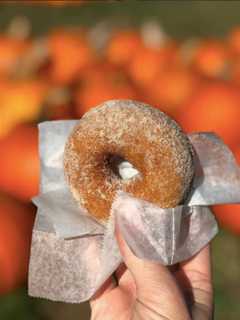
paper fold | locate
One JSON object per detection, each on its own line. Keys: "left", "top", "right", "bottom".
{"left": 28, "top": 118, "right": 240, "bottom": 303}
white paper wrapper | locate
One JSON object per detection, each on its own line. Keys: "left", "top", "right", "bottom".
{"left": 28, "top": 119, "right": 240, "bottom": 303}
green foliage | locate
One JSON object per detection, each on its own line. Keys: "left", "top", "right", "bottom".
{"left": 212, "top": 229, "right": 240, "bottom": 320}
{"left": 0, "top": 287, "right": 40, "bottom": 320}
{"left": 0, "top": 1, "right": 240, "bottom": 37}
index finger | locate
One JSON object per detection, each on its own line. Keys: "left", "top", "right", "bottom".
{"left": 181, "top": 244, "right": 212, "bottom": 280}
{"left": 174, "top": 244, "right": 213, "bottom": 317}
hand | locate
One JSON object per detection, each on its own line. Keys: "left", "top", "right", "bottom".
{"left": 90, "top": 224, "right": 213, "bottom": 320}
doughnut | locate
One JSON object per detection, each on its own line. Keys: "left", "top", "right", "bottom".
{"left": 64, "top": 100, "right": 194, "bottom": 221}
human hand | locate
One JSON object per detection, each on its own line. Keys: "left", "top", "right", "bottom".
{"left": 90, "top": 223, "right": 213, "bottom": 320}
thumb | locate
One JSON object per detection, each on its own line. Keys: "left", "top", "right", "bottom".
{"left": 115, "top": 222, "right": 191, "bottom": 320}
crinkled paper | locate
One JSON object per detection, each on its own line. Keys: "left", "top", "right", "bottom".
{"left": 28, "top": 119, "right": 240, "bottom": 303}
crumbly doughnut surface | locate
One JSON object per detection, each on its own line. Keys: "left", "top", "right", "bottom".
{"left": 64, "top": 100, "right": 194, "bottom": 221}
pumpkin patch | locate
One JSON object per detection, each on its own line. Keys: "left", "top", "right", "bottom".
{"left": 1, "top": 14, "right": 240, "bottom": 301}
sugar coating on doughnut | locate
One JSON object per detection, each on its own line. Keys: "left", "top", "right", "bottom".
{"left": 64, "top": 100, "right": 194, "bottom": 222}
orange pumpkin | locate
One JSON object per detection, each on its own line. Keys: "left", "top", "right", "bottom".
{"left": 228, "top": 26, "right": 240, "bottom": 56}
{"left": 0, "top": 80, "right": 47, "bottom": 138}
{"left": 178, "top": 82, "right": 240, "bottom": 148}
{"left": 213, "top": 147, "right": 240, "bottom": 235}
{"left": 128, "top": 42, "right": 178, "bottom": 87}
{"left": 0, "top": 125, "right": 39, "bottom": 202}
{"left": 143, "top": 67, "right": 199, "bottom": 117}
{"left": 75, "top": 81, "right": 139, "bottom": 117}
{"left": 0, "top": 193, "right": 35, "bottom": 294}
{"left": 0, "top": 35, "right": 29, "bottom": 77}
{"left": 48, "top": 29, "right": 95, "bottom": 85}
{"left": 213, "top": 204, "right": 240, "bottom": 235}
{"left": 106, "top": 30, "right": 142, "bottom": 68}
{"left": 77, "top": 61, "right": 118, "bottom": 85}
{"left": 229, "top": 59, "right": 240, "bottom": 86}
{"left": 192, "top": 40, "right": 229, "bottom": 78}
{"left": 74, "top": 68, "right": 139, "bottom": 117}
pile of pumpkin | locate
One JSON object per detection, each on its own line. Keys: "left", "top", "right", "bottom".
{"left": 1, "top": 20, "right": 240, "bottom": 295}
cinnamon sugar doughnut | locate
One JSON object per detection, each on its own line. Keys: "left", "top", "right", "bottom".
{"left": 64, "top": 100, "right": 194, "bottom": 221}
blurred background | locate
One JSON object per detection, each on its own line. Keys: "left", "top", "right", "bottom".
{"left": 0, "top": 1, "right": 240, "bottom": 319}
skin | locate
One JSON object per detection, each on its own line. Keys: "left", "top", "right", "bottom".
{"left": 90, "top": 224, "right": 213, "bottom": 320}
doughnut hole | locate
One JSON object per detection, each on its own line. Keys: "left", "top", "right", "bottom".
{"left": 107, "top": 154, "right": 140, "bottom": 180}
